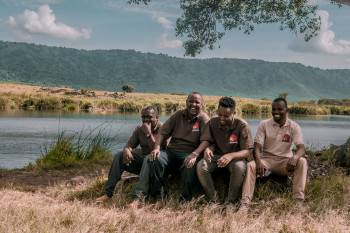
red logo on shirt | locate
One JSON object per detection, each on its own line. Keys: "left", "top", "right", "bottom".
{"left": 229, "top": 133, "right": 238, "bottom": 144}
{"left": 192, "top": 121, "right": 200, "bottom": 132}
{"left": 282, "top": 134, "right": 291, "bottom": 142}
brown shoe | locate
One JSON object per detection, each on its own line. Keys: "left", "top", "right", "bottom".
{"left": 95, "top": 195, "right": 111, "bottom": 203}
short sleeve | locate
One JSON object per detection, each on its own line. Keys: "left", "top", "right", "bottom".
{"left": 254, "top": 121, "right": 266, "bottom": 146}
{"left": 126, "top": 127, "right": 140, "bottom": 149}
{"left": 292, "top": 122, "right": 304, "bottom": 145}
{"left": 160, "top": 112, "right": 178, "bottom": 138}
{"left": 200, "top": 121, "right": 214, "bottom": 143}
{"left": 240, "top": 124, "right": 254, "bottom": 150}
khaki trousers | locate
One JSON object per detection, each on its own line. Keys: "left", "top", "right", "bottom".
{"left": 197, "top": 156, "right": 246, "bottom": 203}
{"left": 241, "top": 155, "right": 308, "bottom": 204}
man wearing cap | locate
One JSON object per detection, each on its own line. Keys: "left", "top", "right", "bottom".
{"left": 196, "top": 97, "right": 253, "bottom": 204}
{"left": 240, "top": 97, "right": 308, "bottom": 210}
{"left": 147, "top": 92, "right": 210, "bottom": 200}
{"left": 96, "top": 105, "right": 163, "bottom": 204}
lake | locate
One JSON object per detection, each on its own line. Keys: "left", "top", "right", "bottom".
{"left": 0, "top": 111, "right": 349, "bottom": 169}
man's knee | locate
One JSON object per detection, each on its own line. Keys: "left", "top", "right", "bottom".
{"left": 228, "top": 160, "right": 246, "bottom": 175}
{"left": 246, "top": 161, "right": 256, "bottom": 174}
{"left": 197, "top": 159, "right": 209, "bottom": 174}
{"left": 297, "top": 157, "right": 308, "bottom": 169}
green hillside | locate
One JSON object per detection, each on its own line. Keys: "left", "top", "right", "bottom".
{"left": 0, "top": 40, "right": 349, "bottom": 100}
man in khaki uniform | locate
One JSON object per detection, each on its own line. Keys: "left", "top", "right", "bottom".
{"left": 197, "top": 97, "right": 253, "bottom": 203}
{"left": 147, "top": 92, "right": 210, "bottom": 200}
{"left": 240, "top": 97, "right": 308, "bottom": 208}
{"left": 96, "top": 106, "right": 163, "bottom": 203}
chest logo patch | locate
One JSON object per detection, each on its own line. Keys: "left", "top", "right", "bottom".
{"left": 229, "top": 133, "right": 238, "bottom": 144}
{"left": 192, "top": 121, "right": 200, "bottom": 132}
{"left": 282, "top": 134, "right": 291, "bottom": 143}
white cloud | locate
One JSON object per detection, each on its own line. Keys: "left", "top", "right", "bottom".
{"left": 289, "top": 10, "right": 350, "bottom": 55}
{"left": 158, "top": 33, "right": 182, "bottom": 49}
{"left": 152, "top": 14, "right": 173, "bottom": 30}
{"left": 7, "top": 4, "right": 91, "bottom": 40}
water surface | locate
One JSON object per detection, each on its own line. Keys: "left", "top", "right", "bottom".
{"left": 0, "top": 111, "right": 349, "bottom": 169}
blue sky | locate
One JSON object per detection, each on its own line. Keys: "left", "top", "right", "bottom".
{"left": 0, "top": 0, "right": 349, "bottom": 69}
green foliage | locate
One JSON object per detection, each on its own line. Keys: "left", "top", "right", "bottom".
{"left": 117, "top": 101, "right": 142, "bottom": 112}
{"left": 36, "top": 128, "right": 113, "bottom": 170}
{"left": 0, "top": 97, "right": 8, "bottom": 110}
{"left": 1, "top": 41, "right": 350, "bottom": 100}
{"left": 122, "top": 84, "right": 135, "bottom": 93}
{"left": 306, "top": 171, "right": 350, "bottom": 212}
{"left": 240, "top": 103, "right": 260, "bottom": 115}
{"left": 175, "top": 1, "right": 320, "bottom": 56}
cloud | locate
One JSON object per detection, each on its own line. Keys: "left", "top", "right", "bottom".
{"left": 152, "top": 14, "right": 182, "bottom": 49}
{"left": 158, "top": 33, "right": 182, "bottom": 49}
{"left": 107, "top": 0, "right": 182, "bottom": 49}
{"left": 7, "top": 4, "right": 91, "bottom": 40}
{"left": 289, "top": 10, "right": 350, "bottom": 55}
{"left": 152, "top": 14, "right": 173, "bottom": 30}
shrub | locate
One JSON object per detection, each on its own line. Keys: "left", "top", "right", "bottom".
{"left": 36, "top": 128, "right": 113, "bottom": 170}
{"left": 241, "top": 103, "right": 260, "bottom": 115}
{"left": 117, "top": 102, "right": 142, "bottom": 112}
{"left": 121, "top": 84, "right": 135, "bottom": 93}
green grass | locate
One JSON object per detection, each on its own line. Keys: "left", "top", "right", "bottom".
{"left": 36, "top": 127, "right": 113, "bottom": 170}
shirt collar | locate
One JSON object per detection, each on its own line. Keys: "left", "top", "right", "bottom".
{"left": 182, "top": 109, "right": 199, "bottom": 122}
{"left": 272, "top": 118, "right": 290, "bottom": 128}
{"left": 219, "top": 117, "right": 236, "bottom": 130}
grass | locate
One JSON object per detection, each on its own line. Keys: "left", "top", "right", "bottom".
{"left": 1, "top": 146, "right": 350, "bottom": 232}
{"left": 35, "top": 127, "right": 113, "bottom": 170}
{"left": 1, "top": 83, "right": 350, "bottom": 116}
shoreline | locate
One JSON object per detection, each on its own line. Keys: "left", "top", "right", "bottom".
{"left": 0, "top": 82, "right": 350, "bottom": 116}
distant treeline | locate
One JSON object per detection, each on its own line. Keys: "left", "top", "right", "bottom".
{"left": 0, "top": 40, "right": 350, "bottom": 100}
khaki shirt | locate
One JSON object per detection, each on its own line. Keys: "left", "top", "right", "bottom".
{"left": 126, "top": 122, "right": 162, "bottom": 155}
{"left": 255, "top": 118, "right": 304, "bottom": 158}
{"left": 160, "top": 109, "right": 210, "bottom": 153}
{"left": 201, "top": 117, "right": 253, "bottom": 156}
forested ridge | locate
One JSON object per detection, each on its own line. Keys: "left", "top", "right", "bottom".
{"left": 0, "top": 40, "right": 349, "bottom": 100}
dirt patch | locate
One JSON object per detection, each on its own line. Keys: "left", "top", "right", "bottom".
{"left": 0, "top": 164, "right": 109, "bottom": 190}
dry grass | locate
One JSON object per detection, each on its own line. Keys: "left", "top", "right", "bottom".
{"left": 0, "top": 189, "right": 349, "bottom": 233}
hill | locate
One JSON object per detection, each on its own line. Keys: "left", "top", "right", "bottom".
{"left": 0, "top": 41, "right": 349, "bottom": 100}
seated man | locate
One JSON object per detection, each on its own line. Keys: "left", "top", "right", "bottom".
{"left": 96, "top": 105, "right": 162, "bottom": 203}
{"left": 147, "top": 92, "right": 210, "bottom": 200}
{"left": 240, "top": 97, "right": 308, "bottom": 209}
{"left": 197, "top": 97, "right": 253, "bottom": 204}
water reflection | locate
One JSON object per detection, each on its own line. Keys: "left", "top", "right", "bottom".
{"left": 0, "top": 111, "right": 349, "bottom": 169}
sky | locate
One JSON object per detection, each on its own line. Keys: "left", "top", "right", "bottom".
{"left": 0, "top": 0, "right": 349, "bottom": 69}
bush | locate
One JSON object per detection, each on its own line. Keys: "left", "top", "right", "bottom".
{"left": 117, "top": 102, "right": 142, "bottom": 112}
{"left": 241, "top": 103, "right": 260, "bottom": 115}
{"left": 122, "top": 84, "right": 135, "bottom": 93}
{"left": 35, "top": 97, "right": 61, "bottom": 110}
{"left": 36, "top": 128, "right": 113, "bottom": 170}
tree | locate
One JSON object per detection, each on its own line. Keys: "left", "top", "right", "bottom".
{"left": 128, "top": 0, "right": 346, "bottom": 56}
{"left": 122, "top": 84, "right": 135, "bottom": 93}
{"left": 279, "top": 92, "right": 288, "bottom": 100}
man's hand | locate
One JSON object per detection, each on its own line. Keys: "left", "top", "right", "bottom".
{"left": 122, "top": 148, "right": 134, "bottom": 165}
{"left": 184, "top": 153, "right": 197, "bottom": 168}
{"left": 286, "top": 156, "right": 299, "bottom": 172}
{"left": 140, "top": 122, "right": 152, "bottom": 136}
{"left": 217, "top": 154, "right": 233, "bottom": 168}
{"left": 149, "top": 147, "right": 160, "bottom": 161}
{"left": 256, "top": 158, "right": 265, "bottom": 177}
{"left": 204, "top": 147, "right": 214, "bottom": 163}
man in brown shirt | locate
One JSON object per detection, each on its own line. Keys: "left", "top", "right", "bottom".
{"left": 96, "top": 105, "right": 162, "bottom": 203}
{"left": 145, "top": 92, "right": 210, "bottom": 200}
{"left": 240, "top": 98, "right": 308, "bottom": 210}
{"left": 197, "top": 97, "right": 253, "bottom": 203}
